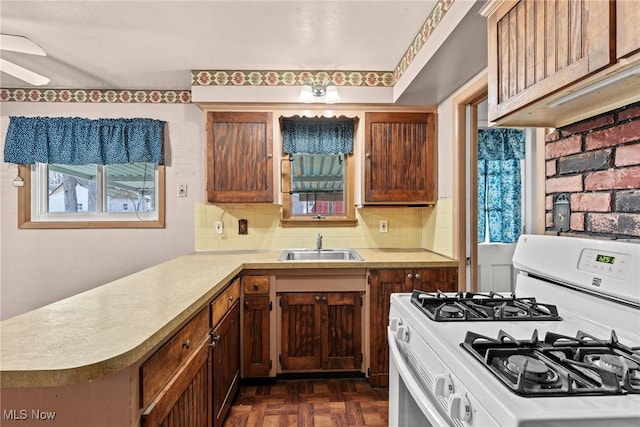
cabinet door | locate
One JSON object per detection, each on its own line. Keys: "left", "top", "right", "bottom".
{"left": 207, "top": 112, "right": 273, "bottom": 203}
{"left": 279, "top": 293, "right": 322, "bottom": 371}
{"left": 243, "top": 295, "right": 271, "bottom": 377}
{"left": 212, "top": 301, "right": 240, "bottom": 427}
{"left": 364, "top": 112, "right": 436, "bottom": 204}
{"left": 487, "top": 0, "right": 614, "bottom": 122}
{"left": 323, "top": 292, "right": 362, "bottom": 370}
{"left": 617, "top": 0, "right": 640, "bottom": 58}
{"left": 142, "top": 336, "right": 211, "bottom": 427}
{"left": 412, "top": 268, "right": 458, "bottom": 293}
{"left": 368, "top": 269, "right": 410, "bottom": 387}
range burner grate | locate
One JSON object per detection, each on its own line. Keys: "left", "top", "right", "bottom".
{"left": 410, "top": 290, "right": 561, "bottom": 322}
{"left": 461, "top": 329, "right": 640, "bottom": 397}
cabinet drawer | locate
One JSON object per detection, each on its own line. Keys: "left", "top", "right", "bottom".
{"left": 242, "top": 275, "right": 270, "bottom": 294}
{"left": 211, "top": 278, "right": 241, "bottom": 327}
{"left": 141, "top": 307, "right": 209, "bottom": 408}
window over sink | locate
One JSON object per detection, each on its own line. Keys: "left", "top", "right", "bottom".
{"left": 280, "top": 116, "right": 357, "bottom": 227}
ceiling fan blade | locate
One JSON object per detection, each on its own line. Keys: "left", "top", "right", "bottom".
{"left": 0, "top": 58, "right": 49, "bottom": 85}
{"left": 0, "top": 34, "right": 46, "bottom": 56}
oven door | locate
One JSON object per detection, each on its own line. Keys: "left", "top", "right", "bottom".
{"left": 388, "top": 328, "right": 452, "bottom": 427}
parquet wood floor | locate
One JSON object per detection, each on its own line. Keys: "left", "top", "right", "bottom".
{"left": 223, "top": 379, "right": 389, "bottom": 427}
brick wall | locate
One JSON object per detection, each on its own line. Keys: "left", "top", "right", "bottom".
{"left": 545, "top": 101, "right": 640, "bottom": 239}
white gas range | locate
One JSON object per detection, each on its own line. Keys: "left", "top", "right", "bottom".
{"left": 388, "top": 234, "right": 640, "bottom": 427}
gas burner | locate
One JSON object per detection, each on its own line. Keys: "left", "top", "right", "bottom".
{"left": 587, "top": 354, "right": 640, "bottom": 379}
{"left": 504, "top": 355, "right": 557, "bottom": 383}
{"left": 462, "top": 329, "right": 640, "bottom": 397}
{"left": 498, "top": 304, "right": 529, "bottom": 318}
{"left": 410, "top": 290, "right": 562, "bottom": 322}
{"left": 439, "top": 304, "right": 464, "bottom": 318}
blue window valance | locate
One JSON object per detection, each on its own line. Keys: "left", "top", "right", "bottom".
{"left": 282, "top": 118, "right": 354, "bottom": 154}
{"left": 3, "top": 116, "right": 166, "bottom": 165}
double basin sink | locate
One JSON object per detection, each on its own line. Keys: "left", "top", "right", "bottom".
{"left": 279, "top": 248, "right": 363, "bottom": 262}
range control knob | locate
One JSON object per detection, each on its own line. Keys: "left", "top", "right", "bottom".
{"left": 433, "top": 374, "right": 454, "bottom": 399}
{"left": 396, "top": 324, "right": 410, "bottom": 343}
{"left": 448, "top": 393, "right": 472, "bottom": 422}
{"left": 389, "top": 317, "right": 401, "bottom": 332}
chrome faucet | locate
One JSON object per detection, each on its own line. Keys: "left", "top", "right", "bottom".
{"left": 316, "top": 233, "right": 323, "bottom": 251}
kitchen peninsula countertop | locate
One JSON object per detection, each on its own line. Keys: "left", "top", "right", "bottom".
{"left": 0, "top": 248, "right": 456, "bottom": 388}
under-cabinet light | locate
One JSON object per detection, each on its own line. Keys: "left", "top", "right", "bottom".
{"left": 548, "top": 63, "right": 640, "bottom": 108}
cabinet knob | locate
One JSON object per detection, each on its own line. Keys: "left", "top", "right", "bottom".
{"left": 228, "top": 295, "right": 234, "bottom": 304}
{"left": 315, "top": 295, "right": 321, "bottom": 302}
{"left": 365, "top": 153, "right": 371, "bottom": 159}
{"left": 244, "top": 300, "right": 249, "bottom": 308}
{"left": 267, "top": 153, "right": 273, "bottom": 159}
{"left": 321, "top": 296, "right": 327, "bottom": 302}
{"left": 182, "top": 340, "right": 191, "bottom": 349}
{"left": 407, "top": 273, "right": 413, "bottom": 279}
{"left": 414, "top": 273, "right": 421, "bottom": 279}
{"left": 253, "top": 282, "right": 259, "bottom": 291}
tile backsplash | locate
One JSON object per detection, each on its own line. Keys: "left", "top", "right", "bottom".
{"left": 195, "top": 203, "right": 442, "bottom": 251}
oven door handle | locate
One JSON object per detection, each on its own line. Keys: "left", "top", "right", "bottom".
{"left": 388, "top": 328, "right": 453, "bottom": 427}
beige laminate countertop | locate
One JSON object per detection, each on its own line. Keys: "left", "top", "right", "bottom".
{"left": 0, "top": 248, "right": 457, "bottom": 388}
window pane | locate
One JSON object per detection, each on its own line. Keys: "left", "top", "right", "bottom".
{"left": 47, "top": 164, "right": 98, "bottom": 212}
{"left": 106, "top": 163, "right": 156, "bottom": 213}
{"left": 290, "top": 154, "right": 345, "bottom": 216}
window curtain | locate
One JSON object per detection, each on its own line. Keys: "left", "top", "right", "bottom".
{"left": 477, "top": 128, "right": 525, "bottom": 243}
{"left": 3, "top": 116, "right": 166, "bottom": 165}
{"left": 282, "top": 118, "right": 354, "bottom": 154}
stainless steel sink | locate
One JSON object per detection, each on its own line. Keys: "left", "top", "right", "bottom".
{"left": 278, "top": 248, "right": 363, "bottom": 261}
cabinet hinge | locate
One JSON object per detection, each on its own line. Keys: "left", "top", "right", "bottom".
{"left": 269, "top": 301, "right": 273, "bottom": 311}
{"left": 360, "top": 353, "right": 363, "bottom": 368}
{"left": 360, "top": 292, "right": 363, "bottom": 306}
{"left": 367, "top": 367, "right": 370, "bottom": 377}
{"left": 279, "top": 354, "right": 283, "bottom": 364}
{"left": 269, "top": 359, "right": 272, "bottom": 370}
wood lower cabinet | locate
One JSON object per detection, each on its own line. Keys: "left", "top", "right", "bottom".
{"left": 141, "top": 307, "right": 212, "bottom": 427}
{"left": 142, "top": 337, "right": 211, "bottom": 427}
{"left": 242, "top": 275, "right": 272, "bottom": 377}
{"left": 368, "top": 268, "right": 458, "bottom": 387}
{"left": 364, "top": 112, "right": 436, "bottom": 204}
{"left": 279, "top": 292, "right": 362, "bottom": 372}
{"left": 211, "top": 283, "right": 241, "bottom": 427}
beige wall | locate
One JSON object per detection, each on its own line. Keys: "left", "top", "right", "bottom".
{"left": 0, "top": 102, "right": 204, "bottom": 320}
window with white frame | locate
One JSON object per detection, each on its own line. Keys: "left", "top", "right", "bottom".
{"left": 29, "top": 162, "right": 159, "bottom": 222}
{"left": 5, "top": 116, "right": 166, "bottom": 229}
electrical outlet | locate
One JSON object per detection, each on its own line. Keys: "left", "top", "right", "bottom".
{"left": 177, "top": 184, "right": 187, "bottom": 197}
{"left": 379, "top": 220, "right": 388, "bottom": 233}
{"left": 215, "top": 221, "right": 223, "bottom": 235}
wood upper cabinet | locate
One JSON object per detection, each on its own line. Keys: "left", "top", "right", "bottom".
{"left": 368, "top": 268, "right": 458, "bottom": 387}
{"left": 617, "top": 0, "right": 640, "bottom": 59}
{"left": 364, "top": 112, "right": 436, "bottom": 205}
{"left": 486, "top": 0, "right": 615, "bottom": 123}
{"left": 279, "top": 292, "right": 362, "bottom": 372}
{"left": 206, "top": 112, "right": 273, "bottom": 203}
{"left": 242, "top": 275, "right": 272, "bottom": 378}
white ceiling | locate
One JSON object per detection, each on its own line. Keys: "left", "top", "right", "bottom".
{"left": 0, "top": 0, "right": 487, "bottom": 104}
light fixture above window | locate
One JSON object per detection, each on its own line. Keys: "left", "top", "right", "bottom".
{"left": 299, "top": 78, "right": 341, "bottom": 104}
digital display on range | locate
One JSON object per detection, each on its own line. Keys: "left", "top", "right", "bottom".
{"left": 595, "top": 254, "right": 615, "bottom": 264}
